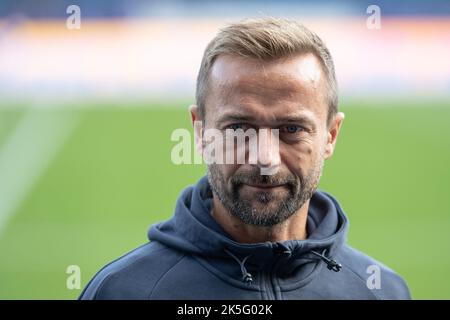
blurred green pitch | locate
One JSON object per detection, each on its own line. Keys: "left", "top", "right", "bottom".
{"left": 0, "top": 98, "right": 449, "bottom": 299}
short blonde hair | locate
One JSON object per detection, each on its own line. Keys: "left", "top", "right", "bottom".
{"left": 196, "top": 17, "right": 338, "bottom": 124}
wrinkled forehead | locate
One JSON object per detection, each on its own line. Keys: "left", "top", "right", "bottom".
{"left": 206, "top": 54, "right": 328, "bottom": 123}
{"left": 213, "top": 54, "right": 322, "bottom": 89}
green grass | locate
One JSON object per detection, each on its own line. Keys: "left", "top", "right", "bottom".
{"left": 0, "top": 99, "right": 449, "bottom": 299}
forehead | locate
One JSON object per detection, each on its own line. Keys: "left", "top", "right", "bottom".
{"left": 207, "top": 54, "right": 328, "bottom": 123}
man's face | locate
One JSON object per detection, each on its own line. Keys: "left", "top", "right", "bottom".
{"left": 194, "top": 53, "right": 343, "bottom": 226}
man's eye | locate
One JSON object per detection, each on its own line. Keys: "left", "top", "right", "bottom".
{"left": 281, "top": 125, "right": 303, "bottom": 133}
{"left": 228, "top": 124, "right": 245, "bottom": 131}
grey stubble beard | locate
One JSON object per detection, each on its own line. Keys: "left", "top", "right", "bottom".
{"left": 207, "top": 159, "right": 324, "bottom": 227}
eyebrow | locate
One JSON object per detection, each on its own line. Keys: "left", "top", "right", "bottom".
{"left": 215, "top": 111, "right": 317, "bottom": 127}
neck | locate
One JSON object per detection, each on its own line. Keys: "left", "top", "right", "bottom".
{"left": 211, "top": 196, "right": 309, "bottom": 244}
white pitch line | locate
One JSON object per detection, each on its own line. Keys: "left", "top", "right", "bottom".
{"left": 0, "top": 108, "right": 81, "bottom": 237}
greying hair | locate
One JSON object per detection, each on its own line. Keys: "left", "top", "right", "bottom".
{"left": 195, "top": 17, "right": 338, "bottom": 125}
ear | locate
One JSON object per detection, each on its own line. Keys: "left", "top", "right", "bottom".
{"left": 324, "top": 112, "right": 345, "bottom": 160}
{"left": 189, "top": 105, "right": 203, "bottom": 155}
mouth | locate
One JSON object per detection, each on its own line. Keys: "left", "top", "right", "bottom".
{"left": 241, "top": 183, "right": 285, "bottom": 191}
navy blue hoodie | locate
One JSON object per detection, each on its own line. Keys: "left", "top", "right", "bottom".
{"left": 80, "top": 176, "right": 411, "bottom": 300}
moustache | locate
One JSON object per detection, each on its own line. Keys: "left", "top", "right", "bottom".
{"left": 230, "top": 168, "right": 298, "bottom": 188}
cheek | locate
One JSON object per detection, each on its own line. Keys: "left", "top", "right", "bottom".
{"left": 216, "top": 163, "right": 240, "bottom": 181}
{"left": 281, "top": 141, "right": 323, "bottom": 174}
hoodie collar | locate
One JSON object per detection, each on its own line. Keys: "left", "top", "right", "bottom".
{"left": 149, "top": 176, "right": 348, "bottom": 265}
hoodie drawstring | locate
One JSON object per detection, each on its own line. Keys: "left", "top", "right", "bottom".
{"left": 224, "top": 247, "right": 341, "bottom": 285}
{"left": 224, "top": 249, "right": 253, "bottom": 285}
{"left": 311, "top": 249, "right": 342, "bottom": 272}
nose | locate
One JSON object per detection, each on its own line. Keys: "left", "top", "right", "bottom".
{"left": 257, "top": 128, "right": 280, "bottom": 174}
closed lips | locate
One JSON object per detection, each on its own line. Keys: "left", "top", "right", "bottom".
{"left": 243, "top": 183, "right": 284, "bottom": 188}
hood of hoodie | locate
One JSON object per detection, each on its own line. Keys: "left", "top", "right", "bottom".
{"left": 148, "top": 176, "right": 349, "bottom": 279}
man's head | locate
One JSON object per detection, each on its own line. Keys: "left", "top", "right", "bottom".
{"left": 190, "top": 17, "right": 344, "bottom": 227}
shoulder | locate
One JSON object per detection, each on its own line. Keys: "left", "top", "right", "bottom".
{"left": 79, "top": 241, "right": 186, "bottom": 300}
{"left": 337, "top": 244, "right": 411, "bottom": 299}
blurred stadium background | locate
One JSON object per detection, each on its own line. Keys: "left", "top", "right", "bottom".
{"left": 0, "top": 0, "right": 449, "bottom": 299}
